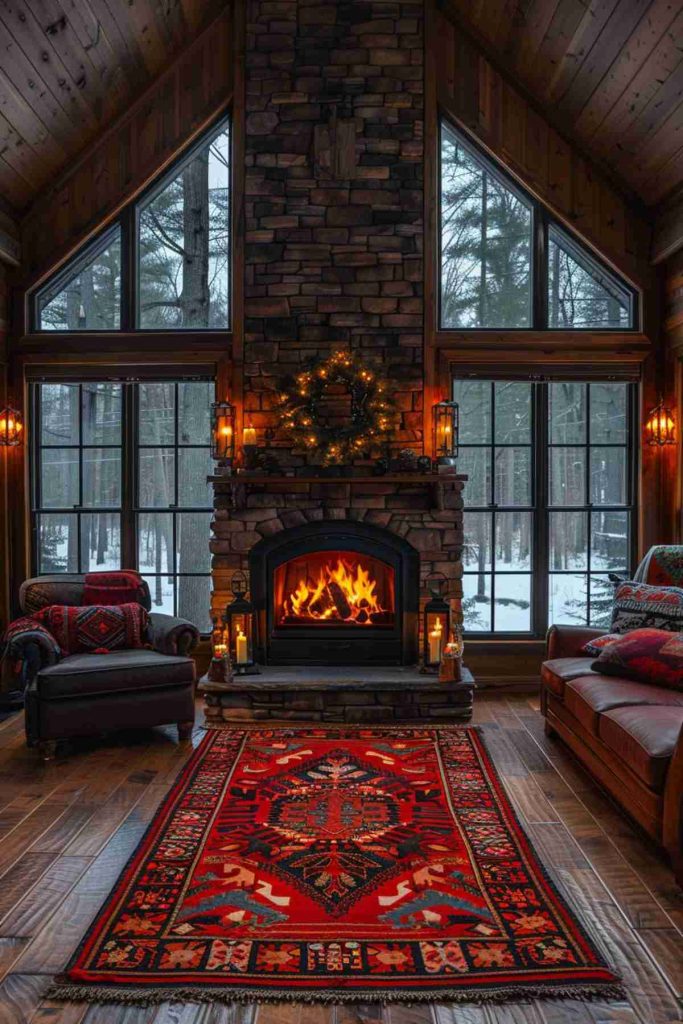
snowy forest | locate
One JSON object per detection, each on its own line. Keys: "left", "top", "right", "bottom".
{"left": 454, "top": 379, "right": 630, "bottom": 632}
{"left": 440, "top": 123, "right": 632, "bottom": 330}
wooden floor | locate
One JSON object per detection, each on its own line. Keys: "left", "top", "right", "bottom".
{"left": 0, "top": 696, "right": 681, "bottom": 1024}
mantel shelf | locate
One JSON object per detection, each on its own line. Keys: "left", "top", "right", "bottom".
{"left": 208, "top": 473, "right": 467, "bottom": 485}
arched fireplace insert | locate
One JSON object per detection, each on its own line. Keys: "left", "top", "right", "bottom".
{"left": 249, "top": 520, "right": 419, "bottom": 665}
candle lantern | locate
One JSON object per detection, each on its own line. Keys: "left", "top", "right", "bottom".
{"left": 224, "top": 571, "right": 259, "bottom": 675}
{"left": 432, "top": 400, "right": 459, "bottom": 465}
{"left": 645, "top": 398, "right": 676, "bottom": 447}
{"left": 0, "top": 406, "right": 23, "bottom": 447}
{"left": 208, "top": 616, "right": 231, "bottom": 682}
{"left": 211, "top": 400, "right": 235, "bottom": 464}
{"left": 422, "top": 572, "right": 452, "bottom": 673}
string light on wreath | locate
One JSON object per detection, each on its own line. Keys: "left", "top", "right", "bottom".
{"left": 277, "top": 350, "right": 396, "bottom": 465}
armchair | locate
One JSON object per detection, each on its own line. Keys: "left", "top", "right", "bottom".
{"left": 6, "top": 575, "right": 200, "bottom": 760}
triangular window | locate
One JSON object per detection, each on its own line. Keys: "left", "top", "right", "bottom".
{"left": 36, "top": 227, "right": 121, "bottom": 332}
{"left": 547, "top": 226, "right": 633, "bottom": 329}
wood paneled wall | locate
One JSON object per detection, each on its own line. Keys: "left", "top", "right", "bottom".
{"left": 0, "top": 263, "right": 9, "bottom": 630}
{"left": 433, "top": 5, "right": 652, "bottom": 290}
{"left": 19, "top": 6, "right": 234, "bottom": 292}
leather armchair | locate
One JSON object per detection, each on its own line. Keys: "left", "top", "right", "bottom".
{"left": 6, "top": 575, "right": 200, "bottom": 760}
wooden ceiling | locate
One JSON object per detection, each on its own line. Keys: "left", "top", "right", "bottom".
{"left": 441, "top": 0, "right": 683, "bottom": 208}
{"left": 0, "top": 0, "right": 226, "bottom": 215}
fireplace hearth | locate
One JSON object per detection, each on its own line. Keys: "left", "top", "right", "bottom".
{"left": 250, "top": 520, "right": 419, "bottom": 666}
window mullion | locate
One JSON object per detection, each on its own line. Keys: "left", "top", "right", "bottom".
{"left": 534, "top": 382, "right": 548, "bottom": 636}
{"left": 121, "top": 384, "right": 137, "bottom": 570}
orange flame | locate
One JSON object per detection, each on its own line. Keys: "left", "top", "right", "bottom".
{"left": 284, "top": 558, "right": 385, "bottom": 625}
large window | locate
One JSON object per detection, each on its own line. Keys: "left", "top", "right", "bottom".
{"left": 33, "top": 117, "right": 230, "bottom": 333}
{"left": 32, "top": 380, "right": 214, "bottom": 632}
{"left": 440, "top": 120, "right": 636, "bottom": 331}
{"left": 455, "top": 378, "right": 635, "bottom": 636}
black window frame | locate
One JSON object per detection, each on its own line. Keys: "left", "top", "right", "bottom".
{"left": 455, "top": 373, "right": 638, "bottom": 640}
{"left": 30, "top": 111, "right": 232, "bottom": 336}
{"left": 438, "top": 116, "right": 639, "bottom": 333}
{"left": 31, "top": 376, "right": 216, "bottom": 634}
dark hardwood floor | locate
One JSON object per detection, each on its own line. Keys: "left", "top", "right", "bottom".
{"left": 0, "top": 696, "right": 680, "bottom": 1024}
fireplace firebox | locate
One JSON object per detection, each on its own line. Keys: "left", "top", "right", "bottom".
{"left": 250, "top": 521, "right": 419, "bottom": 665}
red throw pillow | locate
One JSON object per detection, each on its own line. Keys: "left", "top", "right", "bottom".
{"left": 591, "top": 628, "right": 683, "bottom": 690}
{"left": 581, "top": 633, "right": 620, "bottom": 657}
{"left": 32, "top": 603, "right": 149, "bottom": 656}
{"left": 83, "top": 570, "right": 146, "bottom": 607}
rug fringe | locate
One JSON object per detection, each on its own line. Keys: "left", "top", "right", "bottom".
{"left": 46, "top": 980, "right": 627, "bottom": 1007}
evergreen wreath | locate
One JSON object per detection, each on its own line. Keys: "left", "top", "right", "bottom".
{"left": 276, "top": 350, "right": 396, "bottom": 465}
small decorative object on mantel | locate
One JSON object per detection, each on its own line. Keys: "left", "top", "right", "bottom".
{"left": 0, "top": 406, "right": 23, "bottom": 447}
{"left": 417, "top": 455, "right": 432, "bottom": 474}
{"left": 421, "top": 572, "right": 452, "bottom": 674}
{"left": 276, "top": 349, "right": 396, "bottom": 465}
{"left": 645, "top": 397, "right": 676, "bottom": 446}
{"left": 242, "top": 425, "right": 258, "bottom": 471}
{"left": 394, "top": 448, "right": 418, "bottom": 473}
{"left": 433, "top": 399, "right": 459, "bottom": 467}
{"left": 210, "top": 399, "right": 235, "bottom": 473}
{"left": 224, "top": 571, "right": 259, "bottom": 676}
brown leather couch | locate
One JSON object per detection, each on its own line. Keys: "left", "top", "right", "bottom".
{"left": 541, "top": 625, "right": 683, "bottom": 886}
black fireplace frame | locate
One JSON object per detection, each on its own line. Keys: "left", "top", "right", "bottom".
{"left": 250, "top": 520, "right": 419, "bottom": 665}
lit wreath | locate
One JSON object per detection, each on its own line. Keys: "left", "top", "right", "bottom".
{"left": 276, "top": 351, "right": 396, "bottom": 465}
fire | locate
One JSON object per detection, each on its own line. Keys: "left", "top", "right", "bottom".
{"left": 284, "top": 557, "right": 385, "bottom": 625}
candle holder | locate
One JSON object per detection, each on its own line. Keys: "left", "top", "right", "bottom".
{"left": 242, "top": 426, "right": 258, "bottom": 471}
{"left": 208, "top": 616, "right": 232, "bottom": 683}
{"left": 421, "top": 572, "right": 452, "bottom": 674}
{"left": 211, "top": 400, "right": 235, "bottom": 474}
{"left": 224, "top": 571, "right": 260, "bottom": 675}
{"left": 439, "top": 625, "right": 465, "bottom": 682}
{"left": 432, "top": 400, "right": 459, "bottom": 467}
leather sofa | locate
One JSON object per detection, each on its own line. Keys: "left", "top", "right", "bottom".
{"left": 8, "top": 575, "right": 199, "bottom": 760}
{"left": 541, "top": 624, "right": 683, "bottom": 886}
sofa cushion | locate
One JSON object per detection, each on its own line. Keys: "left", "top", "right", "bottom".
{"left": 592, "top": 628, "right": 683, "bottom": 690}
{"left": 598, "top": 706, "right": 683, "bottom": 792}
{"left": 610, "top": 581, "right": 683, "bottom": 634}
{"left": 541, "top": 657, "right": 598, "bottom": 698}
{"left": 581, "top": 633, "right": 620, "bottom": 657}
{"left": 37, "top": 649, "right": 194, "bottom": 700}
{"left": 32, "top": 602, "right": 149, "bottom": 655}
{"left": 564, "top": 676, "right": 683, "bottom": 735}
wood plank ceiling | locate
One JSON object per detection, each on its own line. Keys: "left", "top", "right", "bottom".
{"left": 0, "top": 0, "right": 226, "bottom": 215}
{"left": 441, "top": 0, "right": 683, "bottom": 208}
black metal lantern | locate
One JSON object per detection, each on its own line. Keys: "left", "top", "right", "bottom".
{"left": 224, "top": 571, "right": 259, "bottom": 675}
{"left": 433, "top": 400, "right": 459, "bottom": 465}
{"left": 211, "top": 400, "right": 235, "bottom": 464}
{"left": 422, "top": 572, "right": 452, "bottom": 672}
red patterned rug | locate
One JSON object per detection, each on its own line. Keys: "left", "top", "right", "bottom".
{"left": 50, "top": 727, "right": 622, "bottom": 1005}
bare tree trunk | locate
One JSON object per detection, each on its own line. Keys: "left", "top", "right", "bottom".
{"left": 180, "top": 155, "right": 210, "bottom": 327}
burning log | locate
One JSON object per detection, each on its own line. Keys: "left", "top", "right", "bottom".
{"left": 328, "top": 580, "right": 352, "bottom": 620}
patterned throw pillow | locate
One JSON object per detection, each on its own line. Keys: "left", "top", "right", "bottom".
{"left": 581, "top": 633, "right": 621, "bottom": 657}
{"left": 592, "top": 628, "right": 683, "bottom": 690}
{"left": 610, "top": 581, "right": 683, "bottom": 635}
{"left": 32, "top": 603, "right": 149, "bottom": 656}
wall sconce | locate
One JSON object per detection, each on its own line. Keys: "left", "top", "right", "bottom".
{"left": 0, "top": 406, "right": 23, "bottom": 447}
{"left": 211, "top": 400, "right": 235, "bottom": 464}
{"left": 645, "top": 398, "right": 676, "bottom": 447}
{"left": 432, "top": 400, "right": 459, "bottom": 466}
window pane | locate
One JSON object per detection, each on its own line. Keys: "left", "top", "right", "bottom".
{"left": 549, "top": 448, "right": 586, "bottom": 506}
{"left": 495, "top": 511, "right": 531, "bottom": 570}
{"left": 138, "top": 123, "right": 230, "bottom": 329}
{"left": 37, "top": 229, "right": 121, "bottom": 331}
{"left": 80, "top": 513, "right": 121, "bottom": 572}
{"left": 550, "top": 383, "right": 586, "bottom": 443}
{"left": 145, "top": 575, "right": 175, "bottom": 616}
{"left": 494, "top": 447, "right": 531, "bottom": 506}
{"left": 83, "top": 449, "right": 121, "bottom": 508}
{"left": 495, "top": 574, "right": 531, "bottom": 631}
{"left": 494, "top": 382, "right": 531, "bottom": 443}
{"left": 459, "top": 448, "right": 491, "bottom": 506}
{"left": 178, "top": 449, "right": 212, "bottom": 507}
{"left": 139, "top": 383, "right": 175, "bottom": 444}
{"left": 176, "top": 513, "right": 212, "bottom": 574}
{"left": 177, "top": 575, "right": 212, "bottom": 633}
{"left": 138, "top": 513, "right": 173, "bottom": 574}
{"left": 547, "top": 227, "right": 632, "bottom": 328}
{"left": 453, "top": 381, "right": 491, "bottom": 444}
{"left": 40, "top": 384, "right": 79, "bottom": 446}
{"left": 440, "top": 123, "right": 531, "bottom": 328}
{"left": 590, "top": 447, "right": 626, "bottom": 506}
{"left": 590, "top": 576, "right": 616, "bottom": 629}
{"left": 591, "top": 511, "right": 628, "bottom": 570}
{"left": 549, "top": 573, "right": 587, "bottom": 625}
{"left": 38, "top": 514, "right": 79, "bottom": 573}
{"left": 139, "top": 449, "right": 176, "bottom": 508}
{"left": 590, "top": 383, "right": 627, "bottom": 443}
{"left": 550, "top": 511, "right": 587, "bottom": 571}
{"left": 462, "top": 573, "right": 491, "bottom": 631}
{"left": 464, "top": 512, "right": 492, "bottom": 572}
{"left": 41, "top": 449, "right": 78, "bottom": 508}
{"left": 82, "top": 383, "right": 121, "bottom": 445}
{"left": 179, "top": 382, "right": 213, "bottom": 444}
